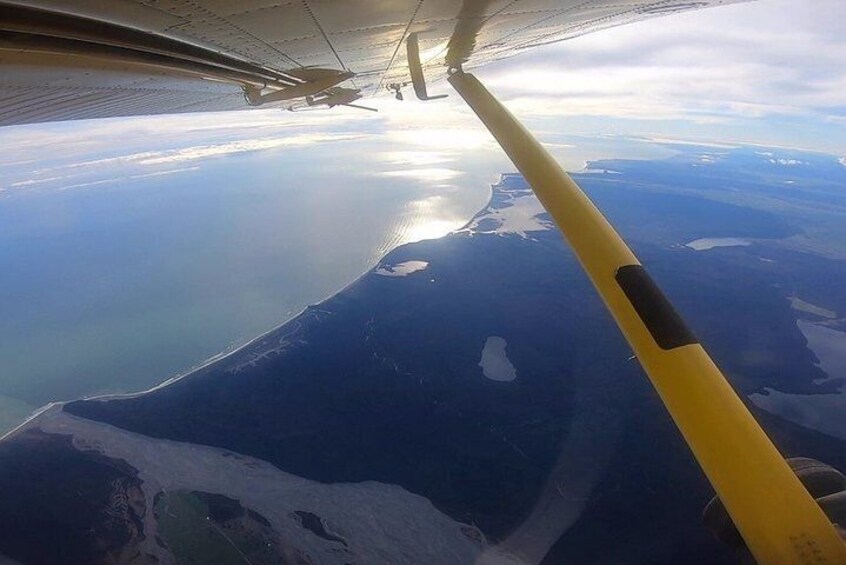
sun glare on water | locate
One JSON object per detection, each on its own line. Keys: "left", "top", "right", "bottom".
{"left": 403, "top": 218, "right": 459, "bottom": 242}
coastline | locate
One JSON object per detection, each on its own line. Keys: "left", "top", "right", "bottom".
{"left": 10, "top": 177, "right": 504, "bottom": 413}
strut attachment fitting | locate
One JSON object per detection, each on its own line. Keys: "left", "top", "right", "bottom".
{"left": 447, "top": 68, "right": 846, "bottom": 564}
{"left": 406, "top": 33, "right": 447, "bottom": 101}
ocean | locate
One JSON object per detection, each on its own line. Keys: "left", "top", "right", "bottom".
{"left": 0, "top": 115, "right": 672, "bottom": 431}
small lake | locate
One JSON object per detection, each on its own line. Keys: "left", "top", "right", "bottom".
{"left": 685, "top": 237, "right": 752, "bottom": 251}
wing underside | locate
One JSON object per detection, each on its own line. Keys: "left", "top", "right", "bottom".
{"left": 0, "top": 0, "right": 748, "bottom": 126}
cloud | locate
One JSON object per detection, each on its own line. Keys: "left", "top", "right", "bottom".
{"left": 1, "top": 131, "right": 363, "bottom": 194}
{"left": 0, "top": 0, "right": 842, "bottom": 187}
{"left": 377, "top": 150, "right": 452, "bottom": 166}
{"left": 468, "top": 0, "right": 846, "bottom": 152}
{"left": 381, "top": 168, "right": 462, "bottom": 182}
{"left": 134, "top": 134, "right": 362, "bottom": 165}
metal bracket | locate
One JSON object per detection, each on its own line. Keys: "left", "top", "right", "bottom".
{"left": 305, "top": 88, "right": 377, "bottom": 112}
{"left": 387, "top": 83, "right": 405, "bottom": 101}
{"left": 406, "top": 33, "right": 447, "bottom": 101}
{"left": 244, "top": 68, "right": 354, "bottom": 106}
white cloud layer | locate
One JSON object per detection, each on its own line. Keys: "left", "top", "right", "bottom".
{"left": 0, "top": 0, "right": 841, "bottom": 190}
{"left": 473, "top": 0, "right": 845, "bottom": 152}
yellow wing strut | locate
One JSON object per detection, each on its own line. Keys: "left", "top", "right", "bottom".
{"left": 448, "top": 69, "right": 846, "bottom": 564}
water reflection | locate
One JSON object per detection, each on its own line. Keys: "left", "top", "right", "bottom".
{"left": 0, "top": 113, "right": 677, "bottom": 430}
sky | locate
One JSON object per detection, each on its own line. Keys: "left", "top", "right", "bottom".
{"left": 1, "top": 0, "right": 844, "bottom": 198}
{"left": 431, "top": 0, "right": 846, "bottom": 154}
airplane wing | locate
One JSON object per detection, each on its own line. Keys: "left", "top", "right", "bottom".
{"left": 0, "top": 0, "right": 748, "bottom": 126}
